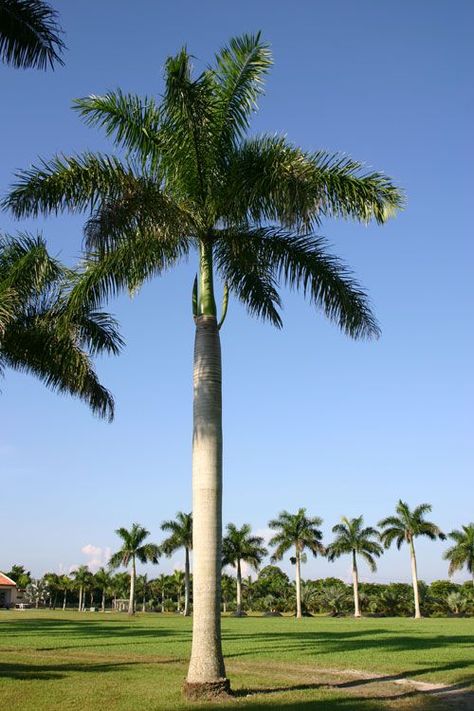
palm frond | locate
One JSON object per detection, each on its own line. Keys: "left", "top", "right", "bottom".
{"left": 221, "top": 135, "right": 403, "bottom": 230}
{"left": 4, "top": 153, "right": 136, "bottom": 218}
{"left": 213, "top": 32, "right": 272, "bottom": 148}
{"left": 214, "top": 231, "right": 282, "bottom": 327}
{"left": 0, "top": 0, "right": 65, "bottom": 70}
{"left": 73, "top": 91, "right": 162, "bottom": 171}
{"left": 215, "top": 227, "right": 379, "bottom": 338}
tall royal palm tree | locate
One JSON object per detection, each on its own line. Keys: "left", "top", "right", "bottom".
{"left": 269, "top": 509, "right": 325, "bottom": 619}
{"left": 443, "top": 524, "right": 474, "bottom": 584}
{"left": 72, "top": 565, "right": 91, "bottom": 612}
{"left": 109, "top": 523, "right": 160, "bottom": 616}
{"left": 0, "top": 234, "right": 121, "bottom": 419}
{"left": 0, "top": 0, "right": 64, "bottom": 69}
{"left": 4, "top": 35, "right": 403, "bottom": 696}
{"left": 327, "top": 516, "right": 383, "bottom": 617}
{"left": 379, "top": 501, "right": 446, "bottom": 619}
{"left": 161, "top": 512, "right": 193, "bottom": 616}
{"left": 222, "top": 523, "right": 267, "bottom": 616}
{"left": 94, "top": 567, "right": 112, "bottom": 612}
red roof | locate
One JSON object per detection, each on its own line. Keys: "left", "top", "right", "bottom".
{"left": 0, "top": 573, "right": 16, "bottom": 587}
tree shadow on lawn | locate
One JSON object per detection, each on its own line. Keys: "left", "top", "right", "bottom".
{"left": 228, "top": 667, "right": 474, "bottom": 711}
{"left": 222, "top": 628, "right": 474, "bottom": 661}
{"left": 0, "top": 618, "right": 190, "bottom": 641}
{"left": 0, "top": 658, "right": 176, "bottom": 680}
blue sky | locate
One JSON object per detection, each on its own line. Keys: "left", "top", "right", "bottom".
{"left": 1, "top": 1, "right": 472, "bottom": 585}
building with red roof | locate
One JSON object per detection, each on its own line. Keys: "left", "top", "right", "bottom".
{"left": 0, "top": 573, "right": 18, "bottom": 608}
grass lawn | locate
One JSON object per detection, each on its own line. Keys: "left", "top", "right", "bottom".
{"left": 0, "top": 611, "right": 473, "bottom": 710}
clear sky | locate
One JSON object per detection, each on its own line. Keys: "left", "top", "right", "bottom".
{"left": 1, "top": 0, "right": 472, "bottom": 585}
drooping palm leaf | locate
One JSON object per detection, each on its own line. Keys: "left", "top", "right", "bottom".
{"left": 0, "top": 0, "right": 65, "bottom": 69}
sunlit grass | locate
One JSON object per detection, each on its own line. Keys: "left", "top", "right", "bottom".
{"left": 0, "top": 611, "right": 472, "bottom": 709}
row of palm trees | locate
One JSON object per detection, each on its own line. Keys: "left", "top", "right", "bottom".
{"left": 101, "top": 503, "right": 473, "bottom": 622}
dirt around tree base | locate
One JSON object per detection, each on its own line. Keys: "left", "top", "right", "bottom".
{"left": 183, "top": 678, "right": 231, "bottom": 700}
{"left": 231, "top": 611, "right": 247, "bottom": 617}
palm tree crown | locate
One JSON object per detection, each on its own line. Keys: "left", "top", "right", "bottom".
{"left": 4, "top": 33, "right": 402, "bottom": 337}
{"left": 378, "top": 500, "right": 446, "bottom": 549}
{"left": 269, "top": 509, "right": 325, "bottom": 561}
{"left": 161, "top": 512, "right": 193, "bottom": 555}
{"left": 109, "top": 523, "right": 160, "bottom": 569}
{"left": 222, "top": 523, "right": 267, "bottom": 570}
{"left": 0, "top": 0, "right": 65, "bottom": 70}
{"left": 0, "top": 233, "right": 121, "bottom": 419}
{"left": 443, "top": 524, "right": 474, "bottom": 579}
{"left": 327, "top": 516, "right": 383, "bottom": 571}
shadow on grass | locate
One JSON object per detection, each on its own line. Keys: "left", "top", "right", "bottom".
{"left": 0, "top": 658, "right": 176, "bottom": 680}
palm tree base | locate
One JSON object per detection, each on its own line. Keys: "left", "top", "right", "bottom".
{"left": 183, "top": 679, "right": 231, "bottom": 700}
{"left": 231, "top": 610, "right": 247, "bottom": 617}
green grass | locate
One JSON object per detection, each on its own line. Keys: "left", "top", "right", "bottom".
{"left": 0, "top": 611, "right": 472, "bottom": 710}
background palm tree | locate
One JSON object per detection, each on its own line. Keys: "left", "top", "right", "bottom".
{"left": 72, "top": 565, "right": 91, "bottom": 612}
{"left": 379, "top": 500, "right": 446, "bottom": 619}
{"left": 161, "top": 512, "right": 193, "bottom": 616}
{"left": 0, "top": 234, "right": 121, "bottom": 419}
{"left": 109, "top": 523, "right": 160, "bottom": 616}
{"left": 58, "top": 574, "right": 71, "bottom": 610}
{"left": 0, "top": 0, "right": 64, "bottom": 69}
{"left": 4, "top": 34, "right": 402, "bottom": 696}
{"left": 327, "top": 516, "right": 383, "bottom": 617}
{"left": 269, "top": 508, "right": 325, "bottom": 618}
{"left": 94, "top": 567, "right": 112, "bottom": 612}
{"left": 170, "top": 569, "right": 185, "bottom": 612}
{"left": 222, "top": 523, "right": 267, "bottom": 616}
{"left": 443, "top": 524, "right": 474, "bottom": 584}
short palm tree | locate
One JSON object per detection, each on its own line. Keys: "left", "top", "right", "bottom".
{"left": 0, "top": 233, "right": 121, "bottom": 419}
{"left": 72, "top": 565, "right": 91, "bottom": 612}
{"left": 222, "top": 523, "right": 267, "bottom": 616}
{"left": 269, "top": 509, "right": 325, "bottom": 618}
{"left": 327, "top": 516, "right": 383, "bottom": 617}
{"left": 379, "top": 501, "right": 446, "bottom": 618}
{"left": 0, "top": 0, "right": 64, "bottom": 69}
{"left": 161, "top": 512, "right": 193, "bottom": 616}
{"left": 443, "top": 524, "right": 474, "bottom": 584}
{"left": 109, "top": 523, "right": 160, "bottom": 616}
{"left": 4, "top": 34, "right": 403, "bottom": 695}
{"left": 94, "top": 567, "right": 113, "bottom": 612}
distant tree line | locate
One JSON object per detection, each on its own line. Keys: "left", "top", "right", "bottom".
{"left": 3, "top": 505, "right": 473, "bottom": 618}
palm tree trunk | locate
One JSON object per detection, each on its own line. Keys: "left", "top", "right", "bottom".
{"left": 236, "top": 559, "right": 242, "bottom": 615}
{"left": 185, "top": 252, "right": 229, "bottom": 698}
{"left": 352, "top": 550, "right": 361, "bottom": 618}
{"left": 101, "top": 589, "right": 106, "bottom": 612}
{"left": 78, "top": 586, "right": 82, "bottom": 612}
{"left": 128, "top": 557, "right": 136, "bottom": 616}
{"left": 161, "top": 591, "right": 165, "bottom": 613}
{"left": 184, "top": 546, "right": 191, "bottom": 616}
{"left": 142, "top": 591, "right": 146, "bottom": 613}
{"left": 409, "top": 540, "right": 421, "bottom": 619}
{"left": 63, "top": 590, "right": 67, "bottom": 611}
{"left": 295, "top": 550, "right": 302, "bottom": 619}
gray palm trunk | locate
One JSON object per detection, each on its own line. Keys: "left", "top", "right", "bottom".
{"left": 101, "top": 589, "right": 106, "bottom": 612}
{"left": 409, "top": 539, "right": 421, "bottom": 619}
{"left": 78, "top": 586, "right": 83, "bottom": 612}
{"left": 184, "top": 546, "right": 191, "bottom": 616}
{"left": 185, "top": 314, "right": 228, "bottom": 692}
{"left": 63, "top": 590, "right": 67, "bottom": 610}
{"left": 352, "top": 550, "right": 361, "bottom": 618}
{"left": 236, "top": 559, "right": 242, "bottom": 615}
{"left": 295, "top": 550, "right": 302, "bottom": 619}
{"left": 128, "top": 557, "right": 136, "bottom": 616}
